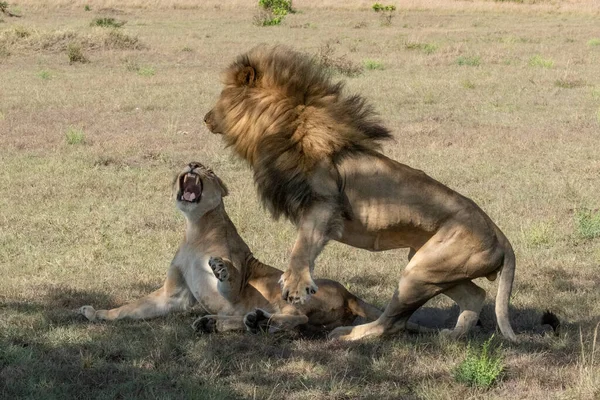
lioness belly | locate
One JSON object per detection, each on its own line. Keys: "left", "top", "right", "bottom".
{"left": 340, "top": 221, "right": 427, "bottom": 251}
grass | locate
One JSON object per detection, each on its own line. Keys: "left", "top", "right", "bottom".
{"left": 363, "top": 59, "right": 384, "bottom": 70}
{"left": 454, "top": 336, "right": 504, "bottom": 388}
{"left": 587, "top": 38, "right": 600, "bottom": 47}
{"left": 528, "top": 54, "right": 554, "bottom": 68}
{"left": 1, "top": 2, "right": 600, "bottom": 399}
{"left": 90, "top": 17, "right": 126, "bottom": 28}
{"left": 456, "top": 55, "right": 481, "bottom": 66}
{"left": 65, "top": 127, "right": 85, "bottom": 144}
{"left": 37, "top": 69, "right": 51, "bottom": 79}
{"left": 405, "top": 41, "right": 438, "bottom": 54}
{"left": 67, "top": 42, "right": 88, "bottom": 63}
{"left": 575, "top": 209, "right": 600, "bottom": 239}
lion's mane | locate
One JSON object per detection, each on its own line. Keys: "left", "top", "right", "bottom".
{"left": 216, "top": 45, "right": 393, "bottom": 223}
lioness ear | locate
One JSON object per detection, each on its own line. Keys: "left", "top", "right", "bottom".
{"left": 215, "top": 176, "right": 229, "bottom": 197}
{"left": 236, "top": 66, "right": 256, "bottom": 87}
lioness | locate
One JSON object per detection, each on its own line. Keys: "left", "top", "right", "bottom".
{"left": 79, "top": 162, "right": 381, "bottom": 334}
{"left": 204, "top": 45, "right": 518, "bottom": 341}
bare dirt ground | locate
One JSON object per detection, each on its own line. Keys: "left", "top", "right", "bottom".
{"left": 1, "top": 1, "right": 599, "bottom": 398}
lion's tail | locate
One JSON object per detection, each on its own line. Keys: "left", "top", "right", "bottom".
{"left": 495, "top": 244, "right": 517, "bottom": 342}
{"left": 347, "top": 295, "right": 383, "bottom": 321}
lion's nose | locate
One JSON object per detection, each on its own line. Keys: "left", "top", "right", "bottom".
{"left": 204, "top": 110, "right": 212, "bottom": 124}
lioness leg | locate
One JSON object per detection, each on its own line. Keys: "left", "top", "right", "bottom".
{"left": 79, "top": 267, "right": 194, "bottom": 321}
{"left": 192, "top": 315, "right": 245, "bottom": 334}
{"left": 244, "top": 308, "right": 309, "bottom": 334}
{"left": 280, "top": 202, "right": 343, "bottom": 303}
{"left": 441, "top": 281, "right": 486, "bottom": 339}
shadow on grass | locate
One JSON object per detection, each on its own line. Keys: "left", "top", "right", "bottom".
{"left": 0, "top": 284, "right": 592, "bottom": 399}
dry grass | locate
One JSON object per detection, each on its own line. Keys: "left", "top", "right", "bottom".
{"left": 1, "top": 1, "right": 600, "bottom": 399}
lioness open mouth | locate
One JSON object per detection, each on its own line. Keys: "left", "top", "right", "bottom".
{"left": 178, "top": 173, "right": 202, "bottom": 203}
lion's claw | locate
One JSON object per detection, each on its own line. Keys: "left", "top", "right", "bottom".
{"left": 192, "top": 315, "right": 218, "bottom": 334}
{"left": 279, "top": 272, "right": 318, "bottom": 304}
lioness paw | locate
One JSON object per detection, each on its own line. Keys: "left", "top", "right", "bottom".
{"left": 279, "top": 271, "right": 318, "bottom": 304}
{"left": 244, "top": 308, "right": 272, "bottom": 334}
{"left": 208, "top": 256, "right": 229, "bottom": 282}
{"left": 79, "top": 306, "right": 97, "bottom": 321}
{"left": 192, "top": 315, "right": 218, "bottom": 334}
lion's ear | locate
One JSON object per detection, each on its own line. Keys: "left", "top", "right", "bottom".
{"left": 236, "top": 66, "right": 256, "bottom": 87}
{"left": 215, "top": 176, "right": 229, "bottom": 197}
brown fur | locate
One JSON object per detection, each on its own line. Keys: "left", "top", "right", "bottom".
{"left": 205, "top": 45, "right": 518, "bottom": 342}
{"left": 79, "top": 162, "right": 381, "bottom": 335}
{"left": 204, "top": 44, "right": 391, "bottom": 223}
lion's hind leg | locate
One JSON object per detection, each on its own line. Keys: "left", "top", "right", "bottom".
{"left": 441, "top": 281, "right": 486, "bottom": 339}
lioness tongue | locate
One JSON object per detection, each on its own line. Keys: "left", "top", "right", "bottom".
{"left": 183, "top": 191, "right": 196, "bottom": 201}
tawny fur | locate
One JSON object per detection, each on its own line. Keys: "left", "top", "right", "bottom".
{"left": 79, "top": 162, "right": 381, "bottom": 335}
{"left": 205, "top": 45, "right": 518, "bottom": 342}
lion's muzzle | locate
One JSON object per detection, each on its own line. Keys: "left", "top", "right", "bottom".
{"left": 177, "top": 172, "right": 203, "bottom": 203}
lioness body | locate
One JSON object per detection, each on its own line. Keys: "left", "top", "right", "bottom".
{"left": 204, "top": 45, "right": 517, "bottom": 341}
{"left": 79, "top": 163, "right": 380, "bottom": 334}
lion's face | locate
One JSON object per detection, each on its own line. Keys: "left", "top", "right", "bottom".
{"left": 174, "top": 162, "right": 228, "bottom": 218}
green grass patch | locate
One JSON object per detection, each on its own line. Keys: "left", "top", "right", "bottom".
{"left": 575, "top": 209, "right": 600, "bottom": 239}
{"left": 65, "top": 127, "right": 85, "bottom": 145}
{"left": 587, "top": 38, "right": 600, "bottom": 47}
{"left": 454, "top": 336, "right": 504, "bottom": 389}
{"left": 137, "top": 66, "right": 155, "bottom": 77}
{"left": 37, "top": 69, "right": 52, "bottom": 80}
{"left": 521, "top": 221, "right": 554, "bottom": 247}
{"left": 90, "top": 17, "right": 126, "bottom": 28}
{"left": 528, "top": 54, "right": 554, "bottom": 68}
{"left": 456, "top": 55, "right": 481, "bottom": 66}
{"left": 364, "top": 59, "right": 384, "bottom": 70}
{"left": 405, "top": 41, "right": 438, "bottom": 54}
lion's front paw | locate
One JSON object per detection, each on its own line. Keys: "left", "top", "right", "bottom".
{"left": 244, "top": 309, "right": 272, "bottom": 334}
{"left": 192, "top": 315, "right": 218, "bottom": 334}
{"left": 279, "top": 270, "right": 318, "bottom": 304}
{"left": 328, "top": 326, "right": 354, "bottom": 341}
{"left": 209, "top": 256, "right": 229, "bottom": 282}
{"left": 79, "top": 306, "right": 97, "bottom": 321}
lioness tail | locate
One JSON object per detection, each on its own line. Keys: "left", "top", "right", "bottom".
{"left": 495, "top": 245, "right": 517, "bottom": 342}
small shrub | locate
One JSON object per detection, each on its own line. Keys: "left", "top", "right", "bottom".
{"left": 575, "top": 209, "right": 600, "bottom": 239}
{"left": 137, "top": 66, "right": 155, "bottom": 76}
{"left": 315, "top": 42, "right": 362, "bottom": 77}
{"left": 457, "top": 55, "right": 481, "bottom": 66}
{"left": 13, "top": 25, "right": 30, "bottom": 38}
{"left": 372, "top": 3, "right": 396, "bottom": 26}
{"left": 37, "top": 69, "right": 51, "bottom": 80}
{"left": 67, "top": 43, "right": 88, "bottom": 64}
{"left": 454, "top": 336, "right": 504, "bottom": 389}
{"left": 65, "top": 127, "right": 85, "bottom": 145}
{"left": 255, "top": 0, "right": 292, "bottom": 26}
{"left": 90, "top": 17, "right": 126, "bottom": 28}
{"left": 529, "top": 54, "right": 554, "bottom": 68}
{"left": 587, "top": 38, "right": 600, "bottom": 47}
{"left": 1, "top": 1, "right": 21, "bottom": 17}
{"left": 103, "top": 30, "right": 143, "bottom": 50}
{"left": 364, "top": 59, "right": 384, "bottom": 70}
{"left": 84, "top": 5, "right": 91, "bottom": 11}
{"left": 181, "top": 46, "right": 193, "bottom": 52}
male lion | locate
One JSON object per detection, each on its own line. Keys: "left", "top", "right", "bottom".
{"left": 204, "top": 45, "right": 518, "bottom": 342}
{"left": 79, "top": 162, "right": 381, "bottom": 335}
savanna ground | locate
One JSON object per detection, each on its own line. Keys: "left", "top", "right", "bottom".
{"left": 1, "top": 0, "right": 600, "bottom": 398}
